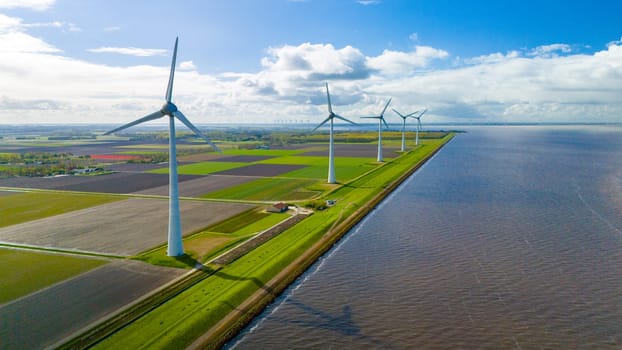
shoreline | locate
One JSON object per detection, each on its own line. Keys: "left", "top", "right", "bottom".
{"left": 188, "top": 136, "right": 453, "bottom": 349}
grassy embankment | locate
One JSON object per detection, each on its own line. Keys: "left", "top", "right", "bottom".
{"left": 91, "top": 135, "right": 452, "bottom": 349}
{"left": 0, "top": 248, "right": 107, "bottom": 304}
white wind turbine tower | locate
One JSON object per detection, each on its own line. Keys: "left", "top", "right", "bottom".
{"left": 392, "top": 108, "right": 418, "bottom": 152}
{"left": 361, "top": 98, "right": 392, "bottom": 162}
{"left": 105, "top": 37, "right": 221, "bottom": 257}
{"left": 312, "top": 83, "right": 356, "bottom": 184}
{"left": 413, "top": 109, "right": 427, "bottom": 146}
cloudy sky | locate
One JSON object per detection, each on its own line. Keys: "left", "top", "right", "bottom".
{"left": 1, "top": 0, "right": 621, "bottom": 125}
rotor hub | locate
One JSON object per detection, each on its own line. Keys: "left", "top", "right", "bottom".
{"left": 161, "top": 102, "right": 178, "bottom": 115}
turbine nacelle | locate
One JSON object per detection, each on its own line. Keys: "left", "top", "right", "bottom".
{"left": 161, "top": 102, "right": 178, "bottom": 115}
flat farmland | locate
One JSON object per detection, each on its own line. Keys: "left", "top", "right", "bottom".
{"left": 0, "top": 248, "right": 107, "bottom": 304}
{"left": 211, "top": 163, "right": 306, "bottom": 177}
{"left": 0, "top": 172, "right": 201, "bottom": 194}
{"left": 0, "top": 190, "right": 16, "bottom": 197}
{"left": 150, "top": 161, "right": 247, "bottom": 175}
{"left": 178, "top": 153, "right": 227, "bottom": 162}
{"left": 135, "top": 175, "right": 259, "bottom": 197}
{"left": 300, "top": 143, "right": 401, "bottom": 158}
{"left": 0, "top": 192, "right": 121, "bottom": 228}
{"left": 258, "top": 156, "right": 378, "bottom": 181}
{"left": 0, "top": 198, "right": 253, "bottom": 256}
{"left": 206, "top": 155, "right": 276, "bottom": 163}
{"left": 0, "top": 260, "right": 185, "bottom": 350}
{"left": 202, "top": 178, "right": 319, "bottom": 201}
{"left": 0, "top": 140, "right": 141, "bottom": 156}
{"left": 103, "top": 162, "right": 169, "bottom": 172}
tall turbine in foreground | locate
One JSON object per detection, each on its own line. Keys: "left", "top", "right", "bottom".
{"left": 312, "top": 83, "right": 356, "bottom": 184}
{"left": 392, "top": 108, "right": 418, "bottom": 152}
{"left": 105, "top": 37, "right": 221, "bottom": 257}
{"left": 361, "top": 98, "right": 392, "bottom": 162}
{"left": 413, "top": 109, "right": 427, "bottom": 145}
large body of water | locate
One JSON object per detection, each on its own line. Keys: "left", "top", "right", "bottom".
{"left": 229, "top": 126, "right": 622, "bottom": 349}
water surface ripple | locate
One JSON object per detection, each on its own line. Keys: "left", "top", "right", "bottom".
{"left": 229, "top": 126, "right": 622, "bottom": 349}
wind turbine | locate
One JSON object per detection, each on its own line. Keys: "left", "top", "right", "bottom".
{"left": 392, "top": 108, "right": 418, "bottom": 152}
{"left": 361, "top": 98, "right": 391, "bottom": 162}
{"left": 104, "top": 37, "right": 221, "bottom": 257}
{"left": 312, "top": 83, "right": 356, "bottom": 184}
{"left": 412, "top": 109, "right": 427, "bottom": 146}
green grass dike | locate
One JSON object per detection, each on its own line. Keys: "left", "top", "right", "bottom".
{"left": 84, "top": 134, "right": 454, "bottom": 350}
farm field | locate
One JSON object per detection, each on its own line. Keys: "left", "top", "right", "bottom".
{"left": 300, "top": 143, "right": 401, "bottom": 158}
{"left": 211, "top": 163, "right": 306, "bottom": 177}
{"left": 0, "top": 198, "right": 253, "bottom": 256}
{"left": 0, "top": 192, "right": 121, "bottom": 228}
{"left": 203, "top": 178, "right": 320, "bottom": 201}
{"left": 0, "top": 172, "right": 201, "bottom": 194}
{"left": 0, "top": 260, "right": 185, "bottom": 350}
{"left": 150, "top": 161, "right": 247, "bottom": 175}
{"left": 135, "top": 174, "right": 260, "bottom": 197}
{"left": 0, "top": 248, "right": 108, "bottom": 304}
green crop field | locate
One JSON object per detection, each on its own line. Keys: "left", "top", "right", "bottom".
{"left": 257, "top": 156, "right": 378, "bottom": 181}
{"left": 0, "top": 192, "right": 122, "bottom": 228}
{"left": 224, "top": 148, "right": 306, "bottom": 157}
{"left": 149, "top": 161, "right": 247, "bottom": 175}
{"left": 0, "top": 248, "right": 107, "bottom": 304}
{"left": 202, "top": 178, "right": 319, "bottom": 201}
{"left": 205, "top": 208, "right": 270, "bottom": 233}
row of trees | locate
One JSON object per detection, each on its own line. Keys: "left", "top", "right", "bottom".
{"left": 0, "top": 152, "right": 96, "bottom": 177}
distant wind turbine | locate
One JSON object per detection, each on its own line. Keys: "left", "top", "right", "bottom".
{"left": 413, "top": 109, "right": 427, "bottom": 146}
{"left": 361, "top": 98, "right": 391, "bottom": 162}
{"left": 392, "top": 108, "right": 418, "bottom": 152}
{"left": 105, "top": 37, "right": 221, "bottom": 257}
{"left": 312, "top": 83, "right": 357, "bottom": 184}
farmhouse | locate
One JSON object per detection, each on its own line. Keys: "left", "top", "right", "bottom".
{"left": 267, "top": 202, "right": 288, "bottom": 213}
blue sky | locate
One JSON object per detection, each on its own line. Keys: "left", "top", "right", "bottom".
{"left": 1, "top": 0, "right": 621, "bottom": 124}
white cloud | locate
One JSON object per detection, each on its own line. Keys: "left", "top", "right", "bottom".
{"left": 104, "top": 26, "right": 121, "bottom": 32}
{"left": 179, "top": 60, "right": 197, "bottom": 70}
{"left": 607, "top": 37, "right": 622, "bottom": 47}
{"left": 261, "top": 43, "right": 369, "bottom": 81}
{"left": 529, "top": 43, "right": 572, "bottom": 57}
{"left": 0, "top": 0, "right": 54, "bottom": 10}
{"left": 409, "top": 32, "right": 418, "bottom": 42}
{"left": 357, "top": 0, "right": 380, "bottom": 5}
{"left": 465, "top": 50, "right": 520, "bottom": 65}
{"left": 366, "top": 46, "right": 449, "bottom": 75}
{"left": 87, "top": 47, "right": 168, "bottom": 57}
{"left": 0, "top": 31, "right": 60, "bottom": 53}
{"left": 0, "top": 15, "right": 621, "bottom": 125}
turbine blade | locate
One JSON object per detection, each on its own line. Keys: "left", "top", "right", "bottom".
{"left": 165, "top": 37, "right": 179, "bottom": 103}
{"left": 104, "top": 110, "right": 164, "bottom": 135}
{"left": 325, "top": 82, "right": 333, "bottom": 115}
{"left": 380, "top": 98, "right": 392, "bottom": 116}
{"left": 382, "top": 117, "right": 389, "bottom": 129}
{"left": 334, "top": 114, "right": 357, "bottom": 125}
{"left": 173, "top": 110, "right": 222, "bottom": 153}
{"left": 360, "top": 116, "right": 380, "bottom": 119}
{"left": 392, "top": 108, "right": 405, "bottom": 118}
{"left": 312, "top": 116, "right": 331, "bottom": 132}
{"left": 419, "top": 109, "right": 427, "bottom": 118}
{"left": 406, "top": 110, "right": 419, "bottom": 117}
